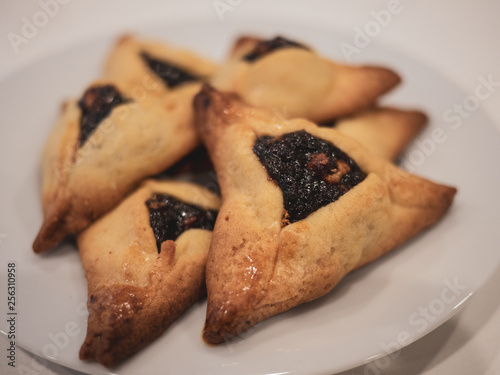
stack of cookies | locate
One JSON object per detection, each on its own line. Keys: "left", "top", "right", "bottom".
{"left": 33, "top": 35, "right": 456, "bottom": 367}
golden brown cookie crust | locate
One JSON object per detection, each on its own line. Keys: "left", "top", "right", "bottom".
{"left": 78, "top": 180, "right": 220, "bottom": 367}
{"left": 333, "top": 107, "right": 427, "bottom": 160}
{"left": 33, "top": 78, "right": 202, "bottom": 253}
{"left": 194, "top": 86, "right": 456, "bottom": 344}
{"left": 211, "top": 35, "right": 401, "bottom": 122}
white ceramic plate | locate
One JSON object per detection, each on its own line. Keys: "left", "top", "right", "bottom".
{"left": 1, "top": 16, "right": 500, "bottom": 375}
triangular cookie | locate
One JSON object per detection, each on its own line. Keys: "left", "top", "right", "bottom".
{"left": 211, "top": 36, "right": 401, "bottom": 122}
{"left": 78, "top": 180, "right": 220, "bottom": 367}
{"left": 33, "top": 78, "right": 204, "bottom": 253}
{"left": 194, "top": 85, "right": 456, "bottom": 344}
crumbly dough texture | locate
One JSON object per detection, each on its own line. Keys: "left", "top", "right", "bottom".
{"left": 211, "top": 36, "right": 401, "bottom": 122}
{"left": 334, "top": 107, "right": 427, "bottom": 160}
{"left": 78, "top": 180, "right": 221, "bottom": 367}
{"left": 34, "top": 36, "right": 219, "bottom": 253}
{"left": 194, "top": 86, "right": 456, "bottom": 344}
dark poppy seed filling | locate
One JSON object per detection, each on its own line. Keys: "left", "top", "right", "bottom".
{"left": 243, "top": 36, "right": 310, "bottom": 62}
{"left": 146, "top": 193, "right": 218, "bottom": 253}
{"left": 78, "top": 85, "right": 128, "bottom": 147}
{"left": 140, "top": 51, "right": 201, "bottom": 88}
{"left": 253, "top": 130, "right": 366, "bottom": 223}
